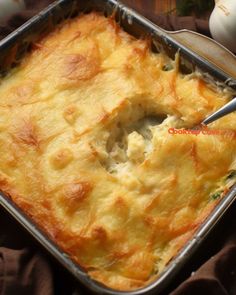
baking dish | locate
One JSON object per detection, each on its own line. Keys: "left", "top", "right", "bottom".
{"left": 0, "top": 0, "right": 236, "bottom": 294}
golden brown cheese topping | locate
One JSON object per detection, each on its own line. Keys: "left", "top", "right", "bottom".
{"left": 0, "top": 12, "right": 236, "bottom": 291}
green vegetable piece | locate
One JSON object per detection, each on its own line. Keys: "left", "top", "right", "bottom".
{"left": 162, "top": 64, "right": 173, "bottom": 71}
{"left": 226, "top": 170, "right": 236, "bottom": 180}
{"left": 211, "top": 191, "right": 222, "bottom": 200}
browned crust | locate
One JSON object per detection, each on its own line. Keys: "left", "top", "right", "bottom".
{"left": 0, "top": 12, "right": 235, "bottom": 292}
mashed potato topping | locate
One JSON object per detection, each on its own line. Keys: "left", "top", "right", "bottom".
{"left": 0, "top": 12, "right": 235, "bottom": 291}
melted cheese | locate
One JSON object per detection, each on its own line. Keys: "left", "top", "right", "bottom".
{"left": 0, "top": 13, "right": 235, "bottom": 291}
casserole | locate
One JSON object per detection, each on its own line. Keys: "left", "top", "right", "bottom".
{"left": 0, "top": 0, "right": 236, "bottom": 294}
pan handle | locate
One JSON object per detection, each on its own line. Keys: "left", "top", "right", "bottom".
{"left": 164, "top": 29, "right": 236, "bottom": 81}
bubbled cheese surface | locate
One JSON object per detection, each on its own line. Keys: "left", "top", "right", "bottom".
{"left": 0, "top": 13, "right": 235, "bottom": 291}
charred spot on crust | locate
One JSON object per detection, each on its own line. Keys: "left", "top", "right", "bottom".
{"left": 12, "top": 119, "right": 40, "bottom": 148}
{"left": 91, "top": 226, "right": 108, "bottom": 242}
{"left": 60, "top": 181, "right": 93, "bottom": 213}
{"left": 63, "top": 53, "right": 100, "bottom": 81}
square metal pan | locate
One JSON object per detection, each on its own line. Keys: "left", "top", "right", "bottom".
{"left": 0, "top": 1, "right": 235, "bottom": 294}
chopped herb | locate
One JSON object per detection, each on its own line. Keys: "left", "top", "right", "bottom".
{"left": 162, "top": 64, "right": 173, "bottom": 71}
{"left": 211, "top": 191, "right": 222, "bottom": 200}
{"left": 226, "top": 170, "right": 236, "bottom": 180}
